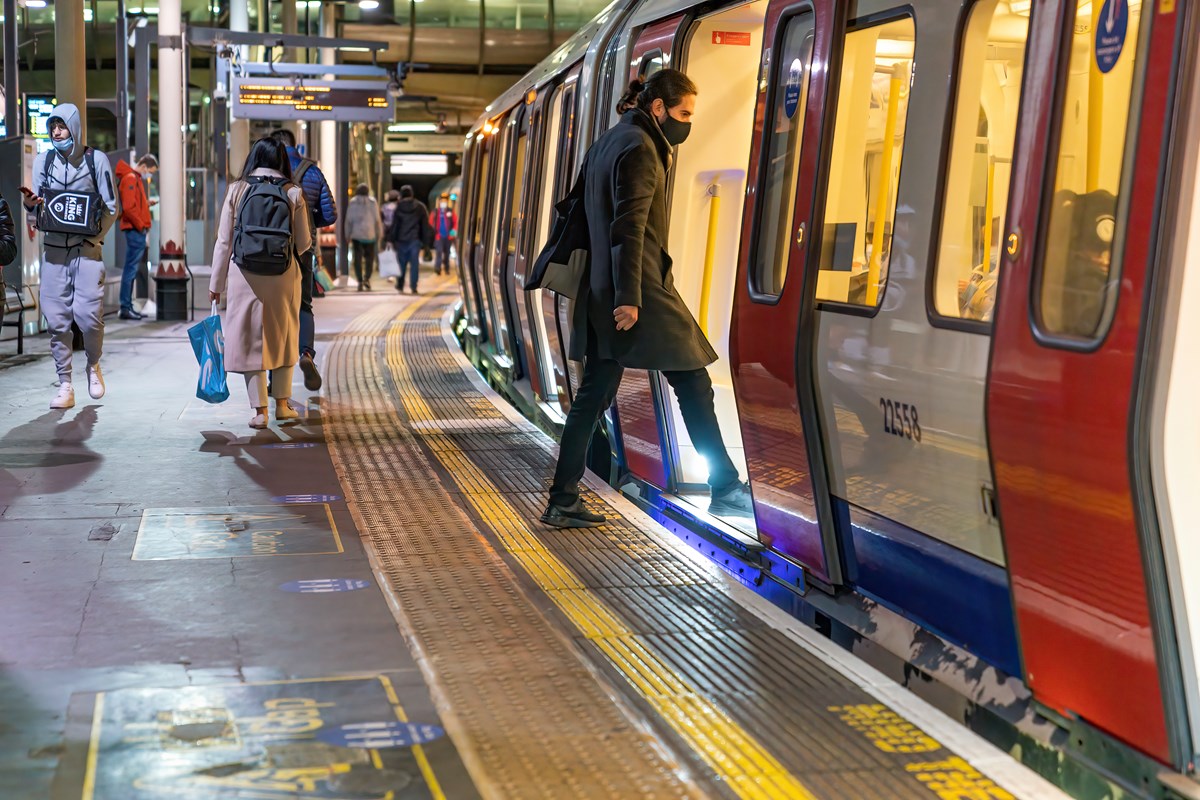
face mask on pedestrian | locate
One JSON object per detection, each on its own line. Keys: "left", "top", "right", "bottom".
{"left": 52, "top": 136, "right": 74, "bottom": 154}
{"left": 654, "top": 104, "right": 692, "bottom": 147}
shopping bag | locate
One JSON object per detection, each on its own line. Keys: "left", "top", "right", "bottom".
{"left": 314, "top": 267, "right": 333, "bottom": 293}
{"left": 187, "top": 302, "right": 230, "bottom": 404}
{"left": 378, "top": 248, "right": 400, "bottom": 278}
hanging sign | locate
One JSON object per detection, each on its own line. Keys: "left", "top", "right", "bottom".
{"left": 232, "top": 78, "right": 394, "bottom": 122}
{"left": 1094, "top": 0, "right": 1129, "bottom": 74}
{"left": 784, "top": 59, "right": 805, "bottom": 119}
{"left": 712, "top": 31, "right": 752, "bottom": 46}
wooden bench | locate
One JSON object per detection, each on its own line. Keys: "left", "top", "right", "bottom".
{"left": 2, "top": 284, "right": 37, "bottom": 355}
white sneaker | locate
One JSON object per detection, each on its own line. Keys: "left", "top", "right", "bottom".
{"left": 50, "top": 382, "right": 75, "bottom": 410}
{"left": 86, "top": 362, "right": 106, "bottom": 399}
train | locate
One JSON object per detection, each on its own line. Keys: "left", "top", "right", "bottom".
{"left": 449, "top": 0, "right": 1200, "bottom": 794}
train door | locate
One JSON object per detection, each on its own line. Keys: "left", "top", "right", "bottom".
{"left": 482, "top": 113, "right": 516, "bottom": 365}
{"left": 529, "top": 71, "right": 583, "bottom": 415}
{"left": 470, "top": 124, "right": 503, "bottom": 351}
{"left": 729, "top": 1, "right": 839, "bottom": 579}
{"left": 988, "top": 0, "right": 1188, "bottom": 766}
{"left": 459, "top": 140, "right": 486, "bottom": 334}
{"left": 606, "top": 13, "right": 693, "bottom": 491}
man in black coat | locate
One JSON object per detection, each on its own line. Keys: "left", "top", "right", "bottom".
{"left": 541, "top": 70, "right": 753, "bottom": 528}
{"left": 0, "top": 197, "right": 16, "bottom": 267}
{"left": 386, "top": 185, "right": 434, "bottom": 294}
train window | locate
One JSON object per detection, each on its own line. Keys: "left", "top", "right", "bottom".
{"left": 1035, "top": 0, "right": 1145, "bottom": 341}
{"left": 814, "top": 16, "right": 914, "bottom": 310}
{"left": 508, "top": 127, "right": 529, "bottom": 255}
{"left": 639, "top": 49, "right": 665, "bottom": 78}
{"left": 932, "top": 0, "right": 1028, "bottom": 326}
{"left": 751, "top": 12, "right": 814, "bottom": 299}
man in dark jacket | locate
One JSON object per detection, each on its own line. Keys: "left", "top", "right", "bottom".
{"left": 386, "top": 185, "right": 433, "bottom": 294}
{"left": 539, "top": 70, "right": 753, "bottom": 528}
{"left": 271, "top": 129, "right": 336, "bottom": 391}
{"left": 0, "top": 197, "right": 16, "bottom": 268}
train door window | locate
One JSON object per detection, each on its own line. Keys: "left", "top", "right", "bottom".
{"left": 508, "top": 122, "right": 529, "bottom": 255}
{"left": 932, "top": 0, "right": 1028, "bottom": 326}
{"left": 751, "top": 12, "right": 815, "bottom": 299}
{"left": 1034, "top": 0, "right": 1146, "bottom": 341}
{"left": 639, "top": 48, "right": 665, "bottom": 78}
{"left": 471, "top": 133, "right": 495, "bottom": 339}
{"left": 814, "top": 16, "right": 914, "bottom": 309}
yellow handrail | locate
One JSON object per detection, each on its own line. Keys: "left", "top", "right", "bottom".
{"left": 867, "top": 62, "right": 905, "bottom": 307}
{"left": 1087, "top": 0, "right": 1105, "bottom": 192}
{"left": 982, "top": 156, "right": 995, "bottom": 275}
{"left": 699, "top": 182, "right": 720, "bottom": 336}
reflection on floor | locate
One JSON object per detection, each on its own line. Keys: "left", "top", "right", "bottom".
{"left": 674, "top": 489, "right": 758, "bottom": 537}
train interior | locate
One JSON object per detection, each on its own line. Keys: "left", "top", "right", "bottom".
{"left": 657, "top": 0, "right": 769, "bottom": 532}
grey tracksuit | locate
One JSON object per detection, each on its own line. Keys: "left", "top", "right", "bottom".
{"left": 26, "top": 104, "right": 120, "bottom": 382}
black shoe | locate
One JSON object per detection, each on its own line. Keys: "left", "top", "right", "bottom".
{"left": 410, "top": 287, "right": 419, "bottom": 295}
{"left": 357, "top": 284, "right": 364, "bottom": 292}
{"left": 299, "top": 353, "right": 323, "bottom": 392}
{"left": 710, "top": 481, "right": 755, "bottom": 516}
{"left": 118, "top": 308, "right": 144, "bottom": 320}
{"left": 365, "top": 282, "right": 372, "bottom": 292}
{"left": 541, "top": 500, "right": 605, "bottom": 529}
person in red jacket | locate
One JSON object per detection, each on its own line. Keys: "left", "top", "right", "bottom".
{"left": 115, "top": 154, "right": 157, "bottom": 319}
{"left": 429, "top": 197, "right": 457, "bottom": 276}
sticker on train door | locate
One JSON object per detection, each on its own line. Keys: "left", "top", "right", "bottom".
{"left": 784, "top": 59, "right": 804, "bottom": 119}
{"left": 1095, "top": 0, "right": 1128, "bottom": 74}
{"left": 713, "top": 31, "right": 752, "bottom": 46}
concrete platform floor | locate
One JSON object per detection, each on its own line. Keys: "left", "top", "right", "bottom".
{"left": 0, "top": 282, "right": 478, "bottom": 800}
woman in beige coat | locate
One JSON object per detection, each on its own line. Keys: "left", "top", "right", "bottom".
{"left": 209, "top": 138, "right": 314, "bottom": 429}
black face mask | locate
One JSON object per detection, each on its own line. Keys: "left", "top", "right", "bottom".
{"left": 656, "top": 111, "right": 692, "bottom": 146}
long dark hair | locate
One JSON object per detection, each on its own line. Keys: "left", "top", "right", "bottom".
{"left": 239, "top": 137, "right": 293, "bottom": 182}
{"left": 616, "top": 68, "right": 698, "bottom": 116}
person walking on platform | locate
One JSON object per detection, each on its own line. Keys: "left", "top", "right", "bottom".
{"left": 429, "top": 197, "right": 457, "bottom": 276}
{"left": 209, "top": 137, "right": 314, "bottom": 430}
{"left": 0, "top": 195, "right": 15, "bottom": 267}
{"left": 270, "top": 129, "right": 335, "bottom": 393}
{"left": 115, "top": 153, "right": 157, "bottom": 320}
{"left": 536, "top": 69, "right": 754, "bottom": 528}
{"left": 380, "top": 189, "right": 401, "bottom": 230}
{"left": 20, "top": 104, "right": 120, "bottom": 410}
{"left": 386, "top": 185, "right": 433, "bottom": 295}
{"left": 346, "top": 184, "right": 384, "bottom": 291}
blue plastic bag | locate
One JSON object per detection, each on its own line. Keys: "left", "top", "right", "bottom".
{"left": 188, "top": 302, "right": 230, "bottom": 404}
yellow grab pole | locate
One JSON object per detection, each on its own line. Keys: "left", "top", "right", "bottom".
{"left": 1087, "top": 0, "right": 1104, "bottom": 192}
{"left": 699, "top": 182, "right": 720, "bottom": 337}
{"left": 867, "top": 62, "right": 905, "bottom": 307}
{"left": 982, "top": 156, "right": 995, "bottom": 274}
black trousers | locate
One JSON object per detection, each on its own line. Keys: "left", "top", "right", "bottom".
{"left": 353, "top": 240, "right": 378, "bottom": 285}
{"left": 549, "top": 352, "right": 740, "bottom": 508}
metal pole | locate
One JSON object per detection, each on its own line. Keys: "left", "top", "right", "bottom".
{"left": 157, "top": 0, "right": 188, "bottom": 303}
{"left": 229, "top": 0, "right": 250, "bottom": 177}
{"left": 115, "top": 0, "right": 129, "bottom": 151}
{"left": 337, "top": 122, "right": 349, "bottom": 279}
{"left": 3, "top": 0, "right": 19, "bottom": 137}
{"left": 55, "top": 0, "right": 88, "bottom": 137}
{"left": 134, "top": 24, "right": 152, "bottom": 153}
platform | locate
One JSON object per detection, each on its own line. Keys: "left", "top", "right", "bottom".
{"left": 0, "top": 277, "right": 1069, "bottom": 799}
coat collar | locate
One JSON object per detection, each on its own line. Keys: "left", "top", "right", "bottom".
{"left": 621, "top": 108, "right": 673, "bottom": 167}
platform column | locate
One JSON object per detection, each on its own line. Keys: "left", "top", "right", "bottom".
{"left": 229, "top": 0, "right": 251, "bottom": 178}
{"left": 55, "top": 0, "right": 87, "bottom": 138}
{"left": 156, "top": 0, "right": 189, "bottom": 320}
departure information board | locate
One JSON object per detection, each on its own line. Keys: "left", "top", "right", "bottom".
{"left": 232, "top": 78, "right": 393, "bottom": 122}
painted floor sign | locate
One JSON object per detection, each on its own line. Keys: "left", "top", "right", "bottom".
{"left": 81, "top": 675, "right": 443, "bottom": 799}
{"left": 132, "top": 505, "right": 343, "bottom": 561}
{"left": 272, "top": 494, "right": 343, "bottom": 503}
{"left": 318, "top": 722, "right": 445, "bottom": 749}
{"left": 281, "top": 578, "right": 371, "bottom": 593}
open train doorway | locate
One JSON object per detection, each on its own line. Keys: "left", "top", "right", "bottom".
{"left": 656, "top": 0, "right": 769, "bottom": 536}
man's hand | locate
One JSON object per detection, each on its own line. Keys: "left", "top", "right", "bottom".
{"left": 19, "top": 187, "right": 42, "bottom": 207}
{"left": 149, "top": 199, "right": 159, "bottom": 207}
{"left": 614, "top": 305, "right": 639, "bottom": 331}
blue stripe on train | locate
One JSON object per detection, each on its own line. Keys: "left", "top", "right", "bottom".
{"left": 837, "top": 499, "right": 1022, "bottom": 679}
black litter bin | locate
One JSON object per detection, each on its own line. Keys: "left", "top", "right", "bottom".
{"left": 156, "top": 277, "right": 189, "bottom": 321}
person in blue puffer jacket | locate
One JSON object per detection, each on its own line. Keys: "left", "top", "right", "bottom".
{"left": 270, "top": 129, "right": 336, "bottom": 392}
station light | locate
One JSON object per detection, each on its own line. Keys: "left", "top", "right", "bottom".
{"left": 21, "top": 0, "right": 47, "bottom": 8}
{"left": 388, "top": 122, "right": 438, "bottom": 133}
{"left": 359, "top": 0, "right": 380, "bottom": 9}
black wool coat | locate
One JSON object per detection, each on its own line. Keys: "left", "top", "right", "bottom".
{"left": 570, "top": 109, "right": 718, "bottom": 372}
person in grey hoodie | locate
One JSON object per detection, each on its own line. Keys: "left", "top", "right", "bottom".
{"left": 345, "top": 184, "right": 383, "bottom": 291}
{"left": 20, "top": 103, "right": 119, "bottom": 410}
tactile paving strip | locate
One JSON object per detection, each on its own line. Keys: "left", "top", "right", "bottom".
{"left": 323, "top": 304, "right": 706, "bottom": 800}
{"left": 327, "top": 290, "right": 1032, "bottom": 800}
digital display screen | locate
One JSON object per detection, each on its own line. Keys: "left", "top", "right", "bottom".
{"left": 232, "top": 79, "right": 393, "bottom": 122}
{"left": 390, "top": 155, "right": 448, "bottom": 176}
{"left": 25, "top": 95, "right": 57, "bottom": 139}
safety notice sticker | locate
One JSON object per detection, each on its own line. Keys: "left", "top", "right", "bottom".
{"left": 1095, "top": 0, "right": 1128, "bottom": 74}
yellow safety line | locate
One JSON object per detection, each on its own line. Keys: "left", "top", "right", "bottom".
{"left": 379, "top": 675, "right": 447, "bottom": 800}
{"left": 80, "top": 693, "right": 105, "bottom": 800}
{"left": 382, "top": 296, "right": 817, "bottom": 799}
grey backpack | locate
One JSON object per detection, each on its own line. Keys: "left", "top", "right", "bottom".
{"left": 233, "top": 176, "right": 294, "bottom": 275}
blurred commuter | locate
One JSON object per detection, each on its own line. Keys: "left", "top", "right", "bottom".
{"left": 209, "top": 137, "right": 314, "bottom": 430}
{"left": 270, "top": 129, "right": 335, "bottom": 392}
{"left": 537, "top": 70, "right": 753, "bottom": 528}
{"left": 386, "top": 185, "right": 433, "bottom": 294}
{"left": 346, "top": 184, "right": 384, "bottom": 291}
{"left": 429, "top": 197, "right": 457, "bottom": 276}
{"left": 20, "top": 104, "right": 119, "bottom": 410}
{"left": 380, "top": 189, "right": 401, "bottom": 230}
{"left": 0, "top": 196, "right": 15, "bottom": 267}
{"left": 115, "top": 153, "right": 158, "bottom": 320}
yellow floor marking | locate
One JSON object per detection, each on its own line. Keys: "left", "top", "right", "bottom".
{"left": 81, "top": 693, "right": 105, "bottom": 800}
{"left": 380, "top": 675, "right": 447, "bottom": 800}
{"left": 382, "top": 298, "right": 817, "bottom": 799}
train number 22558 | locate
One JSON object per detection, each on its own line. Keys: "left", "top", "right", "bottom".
{"left": 880, "top": 398, "right": 922, "bottom": 442}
